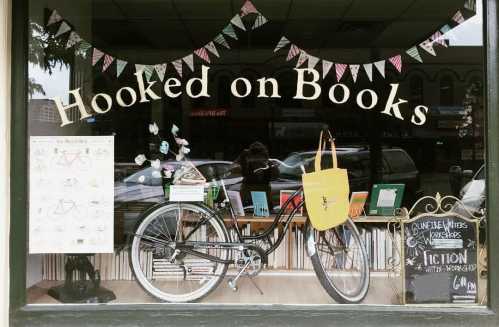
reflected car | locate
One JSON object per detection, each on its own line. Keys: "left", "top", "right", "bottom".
{"left": 228, "top": 147, "right": 422, "bottom": 207}
{"left": 114, "top": 160, "right": 243, "bottom": 205}
{"left": 459, "top": 164, "right": 485, "bottom": 214}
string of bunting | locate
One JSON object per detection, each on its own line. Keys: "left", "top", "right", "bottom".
{"left": 45, "top": 0, "right": 268, "bottom": 80}
{"left": 273, "top": 2, "right": 475, "bottom": 83}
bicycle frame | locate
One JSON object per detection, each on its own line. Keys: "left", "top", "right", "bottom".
{"left": 218, "top": 178, "right": 306, "bottom": 257}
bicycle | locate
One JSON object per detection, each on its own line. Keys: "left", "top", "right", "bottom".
{"left": 128, "top": 159, "right": 370, "bottom": 303}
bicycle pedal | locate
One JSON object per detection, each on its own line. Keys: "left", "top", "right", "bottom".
{"left": 228, "top": 279, "right": 238, "bottom": 292}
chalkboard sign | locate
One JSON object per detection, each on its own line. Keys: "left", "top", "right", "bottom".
{"left": 402, "top": 214, "right": 479, "bottom": 304}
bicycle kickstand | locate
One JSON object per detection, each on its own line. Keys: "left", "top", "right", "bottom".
{"left": 228, "top": 260, "right": 251, "bottom": 292}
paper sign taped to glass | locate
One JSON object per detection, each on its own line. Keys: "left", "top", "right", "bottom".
{"left": 302, "top": 131, "right": 350, "bottom": 231}
{"left": 29, "top": 136, "right": 114, "bottom": 254}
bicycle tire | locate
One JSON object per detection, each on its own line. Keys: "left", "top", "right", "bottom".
{"left": 306, "top": 218, "right": 370, "bottom": 304}
{"left": 129, "top": 202, "right": 230, "bottom": 303}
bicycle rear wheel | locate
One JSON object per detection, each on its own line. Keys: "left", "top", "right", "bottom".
{"left": 129, "top": 202, "right": 229, "bottom": 303}
{"left": 307, "top": 218, "right": 370, "bottom": 303}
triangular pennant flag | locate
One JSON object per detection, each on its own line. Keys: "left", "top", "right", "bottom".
{"left": 296, "top": 50, "right": 308, "bottom": 67}
{"left": 241, "top": 0, "right": 259, "bottom": 17}
{"left": 388, "top": 55, "right": 402, "bottom": 73}
{"left": 205, "top": 41, "right": 220, "bottom": 57}
{"left": 172, "top": 59, "right": 183, "bottom": 78}
{"left": 183, "top": 54, "right": 194, "bottom": 72}
{"left": 252, "top": 14, "right": 268, "bottom": 30}
{"left": 47, "top": 10, "right": 63, "bottom": 26}
{"left": 143, "top": 65, "right": 154, "bottom": 81}
{"left": 440, "top": 24, "right": 451, "bottom": 34}
{"left": 322, "top": 60, "right": 333, "bottom": 78}
{"left": 452, "top": 10, "right": 465, "bottom": 24}
{"left": 419, "top": 40, "right": 436, "bottom": 56}
{"left": 116, "top": 60, "right": 127, "bottom": 78}
{"left": 274, "top": 36, "right": 290, "bottom": 52}
{"left": 55, "top": 21, "right": 71, "bottom": 37}
{"left": 65, "top": 31, "right": 82, "bottom": 49}
{"left": 464, "top": 0, "right": 476, "bottom": 11}
{"left": 92, "top": 48, "right": 105, "bottom": 66}
{"left": 102, "top": 54, "right": 114, "bottom": 72}
{"left": 194, "top": 47, "right": 211, "bottom": 63}
{"left": 214, "top": 34, "right": 230, "bottom": 49}
{"left": 296, "top": 51, "right": 308, "bottom": 67}
{"left": 231, "top": 14, "right": 246, "bottom": 31}
{"left": 406, "top": 46, "right": 423, "bottom": 63}
{"left": 135, "top": 64, "right": 145, "bottom": 73}
{"left": 286, "top": 44, "right": 300, "bottom": 61}
{"left": 335, "top": 63, "right": 347, "bottom": 82}
{"left": 155, "top": 63, "right": 167, "bottom": 81}
{"left": 374, "top": 60, "right": 385, "bottom": 78}
{"left": 430, "top": 31, "right": 447, "bottom": 47}
{"left": 76, "top": 41, "right": 92, "bottom": 58}
{"left": 349, "top": 65, "right": 360, "bottom": 82}
{"left": 307, "top": 55, "right": 320, "bottom": 69}
{"left": 363, "top": 63, "right": 373, "bottom": 82}
{"left": 222, "top": 24, "right": 238, "bottom": 40}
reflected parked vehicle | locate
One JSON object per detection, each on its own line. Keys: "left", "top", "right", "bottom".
{"left": 228, "top": 147, "right": 422, "bottom": 207}
{"left": 114, "top": 160, "right": 242, "bottom": 204}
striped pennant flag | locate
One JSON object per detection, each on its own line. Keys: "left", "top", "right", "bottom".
{"left": 431, "top": 31, "right": 447, "bottom": 47}
{"left": 374, "top": 60, "right": 385, "bottom": 78}
{"left": 205, "top": 41, "right": 220, "bottom": 57}
{"left": 419, "top": 40, "right": 436, "bottom": 56}
{"left": 222, "top": 24, "right": 238, "bottom": 40}
{"left": 92, "top": 48, "right": 105, "bottom": 66}
{"left": 183, "top": 54, "right": 194, "bottom": 72}
{"left": 464, "top": 0, "right": 476, "bottom": 11}
{"left": 65, "top": 31, "right": 82, "bottom": 49}
{"left": 349, "top": 64, "right": 360, "bottom": 82}
{"left": 363, "top": 63, "right": 373, "bottom": 82}
{"left": 307, "top": 55, "right": 320, "bottom": 69}
{"left": 388, "top": 55, "right": 402, "bottom": 73}
{"left": 144, "top": 65, "right": 154, "bottom": 81}
{"left": 322, "top": 60, "right": 333, "bottom": 78}
{"left": 102, "top": 54, "right": 115, "bottom": 72}
{"left": 406, "top": 46, "right": 423, "bottom": 63}
{"left": 452, "top": 10, "right": 465, "bottom": 24}
{"left": 55, "top": 21, "right": 71, "bottom": 37}
{"left": 231, "top": 14, "right": 246, "bottom": 31}
{"left": 296, "top": 50, "right": 308, "bottom": 67}
{"left": 155, "top": 63, "right": 167, "bottom": 81}
{"left": 241, "top": 0, "right": 259, "bottom": 16}
{"left": 252, "top": 14, "right": 268, "bottom": 30}
{"left": 194, "top": 47, "right": 211, "bottom": 63}
{"left": 214, "top": 34, "right": 230, "bottom": 49}
{"left": 335, "top": 63, "right": 347, "bottom": 82}
{"left": 76, "top": 40, "right": 91, "bottom": 58}
{"left": 116, "top": 60, "right": 127, "bottom": 78}
{"left": 47, "top": 10, "right": 63, "bottom": 26}
{"left": 274, "top": 36, "right": 290, "bottom": 52}
{"left": 286, "top": 44, "right": 300, "bottom": 61}
{"left": 172, "top": 59, "right": 183, "bottom": 78}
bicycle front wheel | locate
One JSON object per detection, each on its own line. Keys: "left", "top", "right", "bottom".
{"left": 130, "top": 202, "right": 230, "bottom": 303}
{"left": 307, "top": 218, "right": 370, "bottom": 303}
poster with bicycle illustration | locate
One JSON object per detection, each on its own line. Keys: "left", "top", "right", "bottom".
{"left": 29, "top": 136, "right": 114, "bottom": 253}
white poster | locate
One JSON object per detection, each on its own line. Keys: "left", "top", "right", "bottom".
{"left": 29, "top": 136, "right": 114, "bottom": 253}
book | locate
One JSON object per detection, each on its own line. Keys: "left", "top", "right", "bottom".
{"left": 251, "top": 191, "right": 270, "bottom": 217}
{"left": 368, "top": 184, "right": 405, "bottom": 216}
{"left": 227, "top": 191, "right": 245, "bottom": 216}
{"left": 279, "top": 190, "right": 303, "bottom": 215}
{"left": 349, "top": 191, "right": 368, "bottom": 218}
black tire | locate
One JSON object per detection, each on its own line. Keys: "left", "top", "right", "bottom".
{"left": 307, "top": 218, "right": 370, "bottom": 303}
{"left": 129, "top": 202, "right": 230, "bottom": 303}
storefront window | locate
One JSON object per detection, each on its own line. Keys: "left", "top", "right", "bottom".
{"left": 25, "top": 0, "right": 487, "bottom": 307}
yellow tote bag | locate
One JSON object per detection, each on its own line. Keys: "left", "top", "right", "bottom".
{"left": 302, "top": 131, "right": 350, "bottom": 231}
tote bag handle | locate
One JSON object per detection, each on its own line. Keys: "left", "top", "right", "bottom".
{"left": 314, "top": 130, "right": 338, "bottom": 172}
